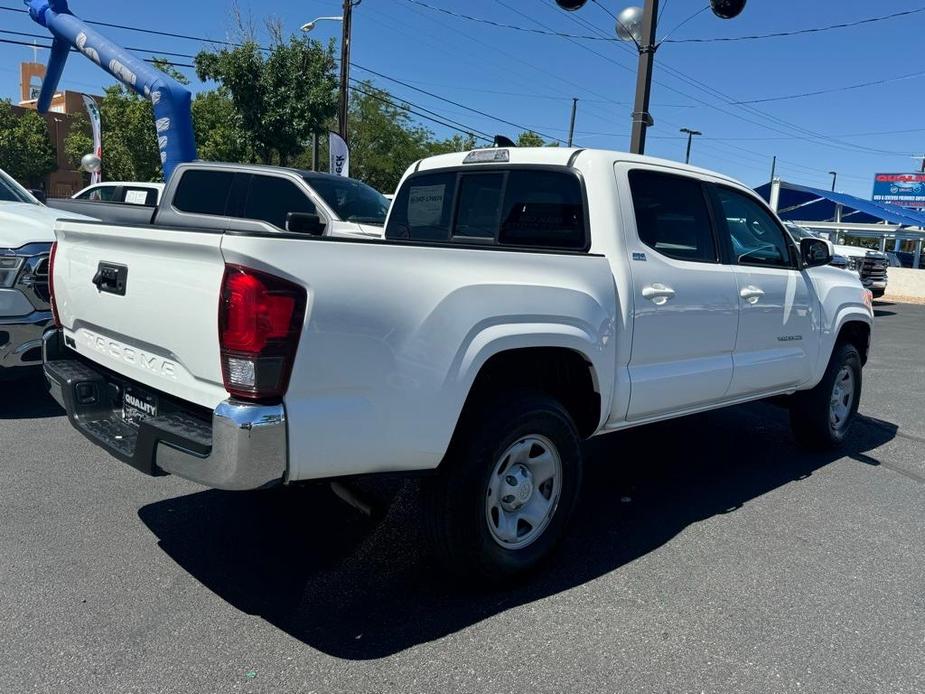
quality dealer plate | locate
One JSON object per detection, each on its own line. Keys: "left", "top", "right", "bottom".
{"left": 122, "top": 384, "right": 159, "bottom": 427}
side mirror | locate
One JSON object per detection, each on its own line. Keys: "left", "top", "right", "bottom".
{"left": 801, "top": 237, "right": 833, "bottom": 268}
{"left": 29, "top": 188, "right": 47, "bottom": 204}
{"left": 286, "top": 212, "right": 325, "bottom": 236}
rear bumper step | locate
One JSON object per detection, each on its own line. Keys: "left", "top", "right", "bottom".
{"left": 43, "top": 330, "right": 288, "bottom": 491}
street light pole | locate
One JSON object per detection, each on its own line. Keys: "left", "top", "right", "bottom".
{"left": 337, "top": 0, "right": 360, "bottom": 140}
{"left": 680, "top": 127, "right": 701, "bottom": 164}
{"left": 629, "top": 0, "right": 659, "bottom": 155}
{"left": 567, "top": 98, "right": 579, "bottom": 147}
{"left": 829, "top": 171, "right": 838, "bottom": 191}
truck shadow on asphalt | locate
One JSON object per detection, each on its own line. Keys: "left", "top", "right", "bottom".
{"left": 138, "top": 401, "right": 897, "bottom": 661}
{"left": 0, "top": 374, "right": 62, "bottom": 420}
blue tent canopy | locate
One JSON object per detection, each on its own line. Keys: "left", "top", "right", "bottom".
{"left": 755, "top": 181, "right": 925, "bottom": 228}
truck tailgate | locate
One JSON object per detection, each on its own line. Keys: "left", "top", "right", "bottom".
{"left": 53, "top": 221, "right": 228, "bottom": 408}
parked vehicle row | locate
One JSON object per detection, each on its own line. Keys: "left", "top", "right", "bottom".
{"left": 42, "top": 147, "right": 874, "bottom": 581}
{"left": 0, "top": 168, "right": 94, "bottom": 379}
{"left": 784, "top": 222, "right": 890, "bottom": 297}
{"left": 48, "top": 163, "right": 390, "bottom": 239}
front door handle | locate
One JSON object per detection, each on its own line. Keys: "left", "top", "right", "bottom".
{"left": 740, "top": 286, "right": 765, "bottom": 304}
{"left": 642, "top": 283, "right": 676, "bottom": 306}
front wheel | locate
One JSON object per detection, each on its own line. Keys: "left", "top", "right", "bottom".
{"left": 790, "top": 343, "right": 862, "bottom": 450}
{"left": 422, "top": 393, "right": 583, "bottom": 584}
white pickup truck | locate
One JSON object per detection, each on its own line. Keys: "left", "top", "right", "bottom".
{"left": 44, "top": 148, "right": 873, "bottom": 581}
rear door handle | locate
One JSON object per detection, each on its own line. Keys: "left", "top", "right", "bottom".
{"left": 740, "top": 286, "right": 765, "bottom": 304}
{"left": 642, "top": 283, "right": 676, "bottom": 306}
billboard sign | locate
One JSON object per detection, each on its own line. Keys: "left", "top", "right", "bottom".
{"left": 872, "top": 173, "right": 925, "bottom": 209}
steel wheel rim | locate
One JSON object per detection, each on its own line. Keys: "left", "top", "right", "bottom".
{"left": 485, "top": 435, "right": 562, "bottom": 550}
{"left": 829, "top": 365, "right": 856, "bottom": 434}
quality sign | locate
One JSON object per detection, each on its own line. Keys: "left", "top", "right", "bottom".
{"left": 872, "top": 173, "right": 925, "bottom": 209}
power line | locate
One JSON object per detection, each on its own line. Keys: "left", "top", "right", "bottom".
{"left": 0, "top": 4, "right": 238, "bottom": 46}
{"left": 398, "top": 0, "right": 617, "bottom": 41}
{"left": 666, "top": 5, "right": 925, "bottom": 43}
{"left": 733, "top": 69, "right": 925, "bottom": 105}
{"left": 0, "top": 29, "right": 498, "bottom": 144}
{"left": 556, "top": 4, "right": 916, "bottom": 158}
{"left": 0, "top": 36, "right": 194, "bottom": 68}
{"left": 349, "top": 79, "right": 494, "bottom": 142}
{"left": 394, "top": 0, "right": 925, "bottom": 46}
{"left": 351, "top": 62, "right": 568, "bottom": 144}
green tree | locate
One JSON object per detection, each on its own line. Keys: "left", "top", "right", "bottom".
{"left": 64, "top": 84, "right": 162, "bottom": 182}
{"left": 517, "top": 131, "right": 546, "bottom": 148}
{"left": 192, "top": 89, "right": 251, "bottom": 163}
{"left": 0, "top": 100, "right": 56, "bottom": 187}
{"left": 343, "top": 82, "right": 440, "bottom": 192}
{"left": 195, "top": 32, "right": 338, "bottom": 166}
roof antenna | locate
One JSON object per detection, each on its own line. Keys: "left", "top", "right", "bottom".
{"left": 493, "top": 135, "right": 516, "bottom": 148}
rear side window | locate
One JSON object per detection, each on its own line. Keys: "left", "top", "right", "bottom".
{"left": 387, "top": 172, "right": 456, "bottom": 242}
{"left": 122, "top": 187, "right": 157, "bottom": 206}
{"left": 500, "top": 170, "right": 585, "bottom": 249}
{"left": 386, "top": 168, "right": 586, "bottom": 250}
{"left": 173, "top": 170, "right": 234, "bottom": 216}
{"left": 243, "top": 176, "right": 316, "bottom": 229}
{"left": 629, "top": 170, "right": 717, "bottom": 263}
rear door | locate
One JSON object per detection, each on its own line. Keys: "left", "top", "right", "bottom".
{"left": 620, "top": 167, "right": 739, "bottom": 420}
{"left": 710, "top": 184, "right": 816, "bottom": 396}
{"left": 53, "top": 220, "right": 229, "bottom": 409}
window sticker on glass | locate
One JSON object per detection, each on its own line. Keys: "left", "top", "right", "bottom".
{"left": 124, "top": 189, "right": 149, "bottom": 205}
{"left": 407, "top": 184, "right": 446, "bottom": 227}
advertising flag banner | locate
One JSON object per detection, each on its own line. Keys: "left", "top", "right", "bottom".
{"left": 329, "top": 131, "right": 350, "bottom": 178}
{"left": 81, "top": 94, "right": 102, "bottom": 184}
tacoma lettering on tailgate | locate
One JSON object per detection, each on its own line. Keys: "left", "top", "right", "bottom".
{"left": 81, "top": 330, "right": 178, "bottom": 379}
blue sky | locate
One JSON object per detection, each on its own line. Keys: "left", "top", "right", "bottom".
{"left": 1, "top": 0, "right": 923, "bottom": 197}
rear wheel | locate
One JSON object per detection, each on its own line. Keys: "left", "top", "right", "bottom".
{"left": 422, "top": 392, "right": 583, "bottom": 583}
{"left": 790, "top": 343, "right": 862, "bottom": 450}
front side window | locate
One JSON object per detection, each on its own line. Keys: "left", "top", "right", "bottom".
{"left": 78, "top": 186, "right": 117, "bottom": 202}
{"left": 0, "top": 170, "right": 34, "bottom": 204}
{"left": 715, "top": 186, "right": 794, "bottom": 268}
{"left": 243, "top": 176, "right": 316, "bottom": 229}
{"left": 629, "top": 170, "right": 717, "bottom": 263}
{"left": 307, "top": 176, "right": 390, "bottom": 225}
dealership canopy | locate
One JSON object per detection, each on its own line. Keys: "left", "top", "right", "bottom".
{"left": 755, "top": 180, "right": 925, "bottom": 228}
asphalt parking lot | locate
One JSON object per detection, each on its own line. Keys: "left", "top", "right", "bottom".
{"left": 1, "top": 303, "right": 923, "bottom": 694}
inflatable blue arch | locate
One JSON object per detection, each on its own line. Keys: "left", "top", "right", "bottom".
{"left": 26, "top": 0, "right": 197, "bottom": 180}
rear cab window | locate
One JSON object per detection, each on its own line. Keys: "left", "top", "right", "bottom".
{"left": 386, "top": 168, "right": 587, "bottom": 251}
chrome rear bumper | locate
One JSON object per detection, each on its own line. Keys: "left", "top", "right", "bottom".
{"left": 43, "top": 329, "right": 288, "bottom": 491}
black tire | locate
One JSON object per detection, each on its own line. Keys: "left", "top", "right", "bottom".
{"left": 422, "top": 392, "right": 583, "bottom": 584}
{"left": 871, "top": 289, "right": 886, "bottom": 299}
{"left": 789, "top": 342, "right": 862, "bottom": 450}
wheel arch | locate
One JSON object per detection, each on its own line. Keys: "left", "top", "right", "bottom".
{"left": 453, "top": 344, "right": 605, "bottom": 442}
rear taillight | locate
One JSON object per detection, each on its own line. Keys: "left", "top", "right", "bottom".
{"left": 218, "top": 264, "right": 306, "bottom": 402}
{"left": 48, "top": 242, "right": 61, "bottom": 327}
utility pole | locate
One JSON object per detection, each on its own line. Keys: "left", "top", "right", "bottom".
{"left": 567, "top": 98, "right": 579, "bottom": 147}
{"left": 680, "top": 127, "right": 701, "bottom": 164}
{"left": 629, "top": 0, "right": 659, "bottom": 155}
{"left": 338, "top": 0, "right": 361, "bottom": 140}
